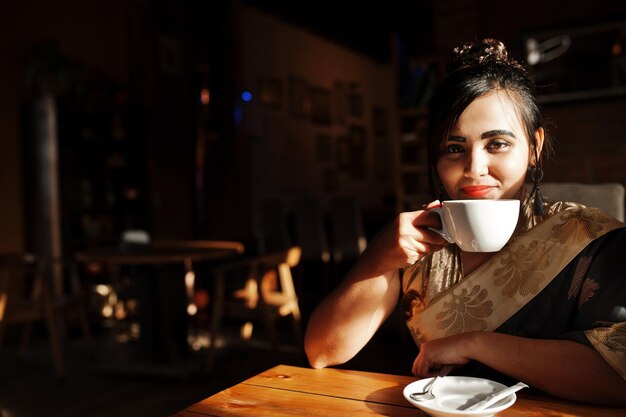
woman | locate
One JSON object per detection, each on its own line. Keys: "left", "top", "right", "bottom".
{"left": 304, "top": 38, "right": 626, "bottom": 405}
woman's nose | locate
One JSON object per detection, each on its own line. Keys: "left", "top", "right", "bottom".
{"left": 464, "top": 150, "right": 489, "bottom": 178}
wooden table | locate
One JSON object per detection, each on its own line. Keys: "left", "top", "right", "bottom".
{"left": 75, "top": 245, "right": 239, "bottom": 266}
{"left": 76, "top": 243, "right": 243, "bottom": 373}
{"left": 172, "top": 365, "right": 626, "bottom": 416}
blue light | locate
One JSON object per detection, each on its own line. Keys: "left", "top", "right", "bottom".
{"left": 241, "top": 91, "right": 252, "bottom": 102}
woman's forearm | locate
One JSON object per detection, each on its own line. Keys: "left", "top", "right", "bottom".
{"left": 304, "top": 261, "right": 400, "bottom": 369}
{"left": 305, "top": 205, "right": 445, "bottom": 369}
{"left": 469, "top": 332, "right": 626, "bottom": 406}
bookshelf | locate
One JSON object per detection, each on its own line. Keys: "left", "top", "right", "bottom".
{"left": 56, "top": 84, "right": 148, "bottom": 252}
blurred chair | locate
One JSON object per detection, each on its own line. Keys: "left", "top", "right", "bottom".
{"left": 541, "top": 182, "right": 625, "bottom": 221}
{"left": 328, "top": 197, "right": 367, "bottom": 282}
{"left": 208, "top": 246, "right": 302, "bottom": 370}
{"left": 0, "top": 253, "right": 65, "bottom": 378}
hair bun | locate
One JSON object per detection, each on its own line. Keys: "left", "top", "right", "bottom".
{"left": 449, "top": 38, "right": 526, "bottom": 73}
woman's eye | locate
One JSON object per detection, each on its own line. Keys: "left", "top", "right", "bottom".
{"left": 488, "top": 141, "right": 510, "bottom": 151}
{"left": 445, "top": 144, "right": 465, "bottom": 154}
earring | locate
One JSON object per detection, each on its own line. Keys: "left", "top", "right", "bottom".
{"left": 530, "top": 165, "right": 544, "bottom": 216}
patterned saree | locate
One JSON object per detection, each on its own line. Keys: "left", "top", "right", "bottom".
{"left": 401, "top": 200, "right": 626, "bottom": 380}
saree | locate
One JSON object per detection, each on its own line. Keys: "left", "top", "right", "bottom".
{"left": 401, "top": 199, "right": 626, "bottom": 380}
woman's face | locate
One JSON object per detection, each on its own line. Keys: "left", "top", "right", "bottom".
{"left": 436, "top": 91, "right": 537, "bottom": 200}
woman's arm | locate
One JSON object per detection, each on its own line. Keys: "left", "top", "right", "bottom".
{"left": 304, "top": 265, "right": 401, "bottom": 369}
{"left": 413, "top": 331, "right": 626, "bottom": 406}
{"left": 305, "top": 205, "right": 446, "bottom": 369}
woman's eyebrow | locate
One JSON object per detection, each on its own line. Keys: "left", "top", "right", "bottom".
{"left": 481, "top": 129, "right": 516, "bottom": 139}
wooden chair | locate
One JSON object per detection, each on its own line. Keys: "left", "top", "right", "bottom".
{"left": 540, "top": 182, "right": 625, "bottom": 221}
{"left": 0, "top": 253, "right": 65, "bottom": 378}
{"left": 208, "top": 246, "right": 302, "bottom": 370}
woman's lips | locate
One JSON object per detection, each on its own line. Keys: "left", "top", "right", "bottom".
{"left": 462, "top": 185, "right": 494, "bottom": 198}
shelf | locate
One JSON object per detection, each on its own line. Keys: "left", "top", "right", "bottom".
{"left": 401, "top": 165, "right": 427, "bottom": 174}
{"left": 538, "top": 86, "right": 626, "bottom": 105}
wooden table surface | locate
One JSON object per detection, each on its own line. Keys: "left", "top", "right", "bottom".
{"left": 172, "top": 365, "right": 626, "bottom": 417}
{"left": 75, "top": 246, "right": 237, "bottom": 265}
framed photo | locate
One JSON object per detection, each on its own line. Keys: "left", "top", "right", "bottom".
{"left": 159, "top": 35, "right": 183, "bottom": 75}
{"left": 334, "top": 81, "right": 349, "bottom": 124}
{"left": 316, "top": 132, "right": 332, "bottom": 163}
{"left": 375, "top": 143, "right": 391, "bottom": 180}
{"left": 258, "top": 77, "right": 283, "bottom": 108}
{"left": 372, "top": 107, "right": 388, "bottom": 138}
{"left": 322, "top": 168, "right": 339, "bottom": 193}
{"left": 310, "top": 87, "right": 331, "bottom": 125}
{"left": 349, "top": 90, "right": 363, "bottom": 119}
{"left": 288, "top": 76, "right": 310, "bottom": 118}
{"left": 348, "top": 125, "right": 367, "bottom": 179}
{"left": 336, "top": 135, "right": 351, "bottom": 170}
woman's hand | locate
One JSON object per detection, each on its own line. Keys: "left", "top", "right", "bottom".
{"left": 412, "top": 333, "right": 476, "bottom": 377}
{"left": 360, "top": 200, "right": 448, "bottom": 277}
{"left": 412, "top": 332, "right": 626, "bottom": 406}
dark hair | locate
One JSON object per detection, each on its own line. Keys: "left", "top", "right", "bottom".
{"left": 426, "top": 38, "right": 551, "bottom": 200}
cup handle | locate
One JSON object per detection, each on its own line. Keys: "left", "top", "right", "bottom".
{"left": 427, "top": 207, "right": 454, "bottom": 243}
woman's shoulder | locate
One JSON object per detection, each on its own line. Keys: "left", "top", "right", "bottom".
{"left": 542, "top": 198, "right": 587, "bottom": 216}
{"left": 541, "top": 198, "right": 625, "bottom": 226}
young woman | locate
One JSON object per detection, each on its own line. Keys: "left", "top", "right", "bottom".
{"left": 304, "top": 38, "right": 626, "bottom": 405}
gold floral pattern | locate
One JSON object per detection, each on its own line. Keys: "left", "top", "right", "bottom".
{"left": 408, "top": 325, "right": 427, "bottom": 346}
{"left": 551, "top": 209, "right": 609, "bottom": 245}
{"left": 435, "top": 285, "right": 493, "bottom": 335}
{"left": 493, "top": 240, "right": 549, "bottom": 297}
{"left": 568, "top": 256, "right": 591, "bottom": 300}
{"left": 587, "top": 323, "right": 626, "bottom": 356}
{"left": 579, "top": 278, "right": 599, "bottom": 308}
{"left": 402, "top": 199, "right": 626, "bottom": 379}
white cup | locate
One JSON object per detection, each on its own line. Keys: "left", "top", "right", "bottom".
{"left": 430, "top": 199, "right": 520, "bottom": 252}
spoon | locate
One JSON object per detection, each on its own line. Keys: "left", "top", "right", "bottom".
{"left": 409, "top": 376, "right": 442, "bottom": 401}
{"left": 464, "top": 382, "right": 528, "bottom": 411}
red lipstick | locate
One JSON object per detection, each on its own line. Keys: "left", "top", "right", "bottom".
{"left": 462, "top": 186, "right": 493, "bottom": 198}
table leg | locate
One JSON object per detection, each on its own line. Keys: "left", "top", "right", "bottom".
{"left": 207, "top": 270, "right": 224, "bottom": 371}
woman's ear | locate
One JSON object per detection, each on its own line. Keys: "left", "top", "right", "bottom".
{"left": 530, "top": 127, "right": 545, "bottom": 165}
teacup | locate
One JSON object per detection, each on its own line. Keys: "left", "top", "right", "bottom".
{"left": 430, "top": 199, "right": 520, "bottom": 252}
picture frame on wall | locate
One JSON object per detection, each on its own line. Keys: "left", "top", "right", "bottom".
{"left": 258, "top": 76, "right": 283, "bottom": 108}
{"left": 336, "top": 134, "right": 351, "bottom": 170}
{"left": 372, "top": 106, "right": 388, "bottom": 138}
{"left": 316, "top": 132, "right": 332, "bottom": 163}
{"left": 375, "top": 143, "right": 391, "bottom": 180}
{"left": 310, "top": 87, "right": 332, "bottom": 125}
{"left": 349, "top": 125, "right": 366, "bottom": 179}
{"left": 348, "top": 84, "right": 364, "bottom": 119}
{"left": 322, "top": 167, "right": 339, "bottom": 193}
{"left": 334, "top": 81, "right": 349, "bottom": 124}
{"left": 288, "top": 76, "right": 310, "bottom": 118}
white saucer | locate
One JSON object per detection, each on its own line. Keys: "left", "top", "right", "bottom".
{"left": 403, "top": 376, "right": 517, "bottom": 417}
